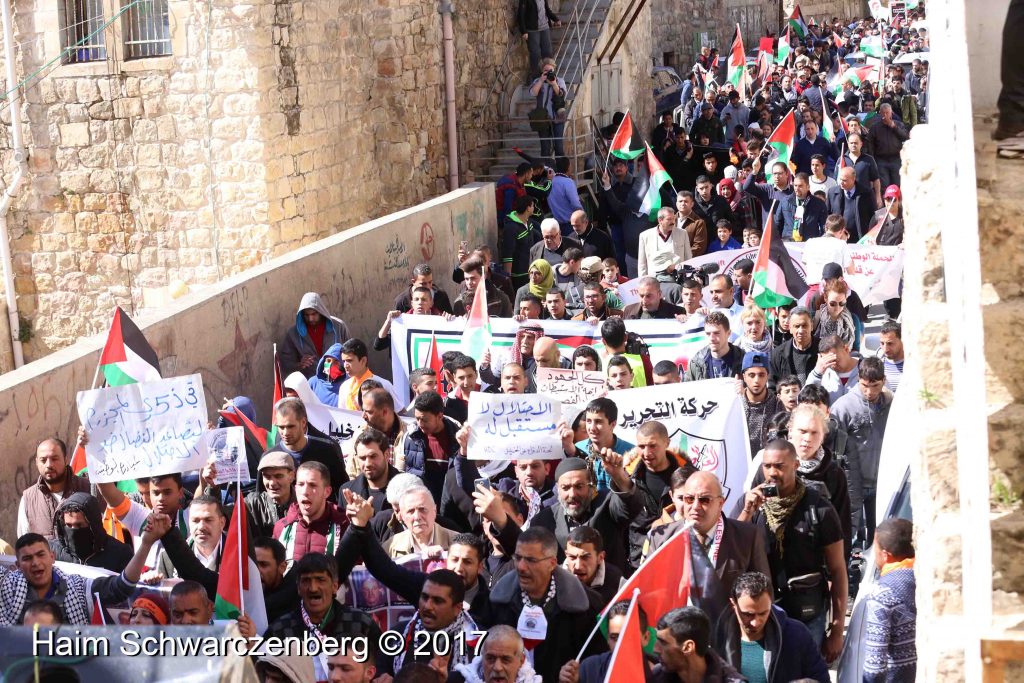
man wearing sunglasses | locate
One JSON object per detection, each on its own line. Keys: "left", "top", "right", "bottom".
{"left": 643, "top": 471, "right": 769, "bottom": 599}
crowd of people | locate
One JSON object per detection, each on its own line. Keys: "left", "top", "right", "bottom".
{"left": 0, "top": 7, "right": 925, "bottom": 683}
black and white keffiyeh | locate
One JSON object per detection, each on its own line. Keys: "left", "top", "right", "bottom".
{"left": 0, "top": 566, "right": 91, "bottom": 625}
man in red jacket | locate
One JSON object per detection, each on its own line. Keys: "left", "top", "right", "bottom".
{"left": 273, "top": 460, "right": 347, "bottom": 572}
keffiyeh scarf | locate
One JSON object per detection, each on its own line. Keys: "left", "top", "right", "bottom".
{"left": 392, "top": 608, "right": 479, "bottom": 670}
{"left": 0, "top": 567, "right": 90, "bottom": 625}
{"left": 762, "top": 479, "right": 806, "bottom": 557}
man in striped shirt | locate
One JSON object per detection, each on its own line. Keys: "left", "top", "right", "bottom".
{"left": 876, "top": 321, "right": 904, "bottom": 392}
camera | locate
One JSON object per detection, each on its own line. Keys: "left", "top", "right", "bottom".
{"left": 546, "top": 71, "right": 556, "bottom": 81}
{"left": 762, "top": 483, "right": 779, "bottom": 498}
{"left": 672, "top": 262, "right": 720, "bottom": 287}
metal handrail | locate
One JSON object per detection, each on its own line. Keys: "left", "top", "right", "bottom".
{"left": 476, "top": 19, "right": 521, "bottom": 122}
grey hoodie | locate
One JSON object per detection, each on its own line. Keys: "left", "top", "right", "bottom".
{"left": 830, "top": 384, "right": 893, "bottom": 513}
{"left": 280, "top": 292, "right": 350, "bottom": 379}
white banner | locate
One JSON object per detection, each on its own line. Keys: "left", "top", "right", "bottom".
{"left": 76, "top": 374, "right": 209, "bottom": 483}
{"left": 286, "top": 373, "right": 371, "bottom": 450}
{"left": 536, "top": 367, "right": 607, "bottom": 405}
{"left": 617, "top": 277, "right": 644, "bottom": 307}
{"left": 205, "top": 426, "right": 251, "bottom": 485}
{"left": 844, "top": 245, "right": 904, "bottom": 305}
{"left": 467, "top": 393, "right": 563, "bottom": 460}
{"left": 605, "top": 378, "right": 751, "bottom": 510}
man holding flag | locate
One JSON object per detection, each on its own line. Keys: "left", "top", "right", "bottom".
{"left": 558, "top": 598, "right": 657, "bottom": 683}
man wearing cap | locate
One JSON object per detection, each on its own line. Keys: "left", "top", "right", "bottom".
{"left": 740, "top": 351, "right": 782, "bottom": 456}
{"left": 237, "top": 452, "right": 297, "bottom": 539}
{"left": 637, "top": 206, "right": 692, "bottom": 278}
{"left": 689, "top": 101, "right": 725, "bottom": 146}
{"left": 569, "top": 257, "right": 612, "bottom": 314}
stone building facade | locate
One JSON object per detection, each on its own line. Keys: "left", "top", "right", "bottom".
{"left": 0, "top": 0, "right": 516, "bottom": 361}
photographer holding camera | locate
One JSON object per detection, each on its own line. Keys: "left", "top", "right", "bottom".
{"left": 529, "top": 58, "right": 568, "bottom": 159}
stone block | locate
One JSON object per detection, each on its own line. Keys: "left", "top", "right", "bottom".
{"left": 113, "top": 98, "right": 144, "bottom": 119}
{"left": 59, "top": 122, "right": 90, "bottom": 147}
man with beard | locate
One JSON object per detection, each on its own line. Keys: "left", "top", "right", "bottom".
{"left": 562, "top": 526, "right": 622, "bottom": 605}
{"left": 273, "top": 461, "right": 348, "bottom": 571}
{"left": 266, "top": 397, "right": 349, "bottom": 493}
{"left": 741, "top": 352, "right": 782, "bottom": 457}
{"left": 497, "top": 459, "right": 557, "bottom": 525}
{"left": 18, "top": 438, "right": 91, "bottom": 539}
{"left": 527, "top": 454, "right": 642, "bottom": 573}
{"left": 155, "top": 495, "right": 227, "bottom": 578}
{"left": 738, "top": 440, "right": 847, "bottom": 662}
{"left": 346, "top": 388, "right": 409, "bottom": 478}
{"left": 49, "top": 492, "right": 133, "bottom": 573}
{"left": 265, "top": 553, "right": 382, "bottom": 681}
{"left": 340, "top": 428, "right": 400, "bottom": 514}
{"left": 241, "top": 452, "right": 296, "bottom": 539}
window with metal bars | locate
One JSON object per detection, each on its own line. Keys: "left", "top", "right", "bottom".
{"left": 59, "top": 0, "right": 108, "bottom": 64}
{"left": 122, "top": 0, "right": 172, "bottom": 60}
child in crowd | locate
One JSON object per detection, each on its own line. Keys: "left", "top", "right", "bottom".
{"left": 707, "top": 220, "right": 742, "bottom": 253}
{"left": 743, "top": 227, "right": 762, "bottom": 247}
{"left": 601, "top": 257, "right": 629, "bottom": 291}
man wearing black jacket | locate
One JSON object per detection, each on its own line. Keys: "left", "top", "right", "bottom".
{"left": 266, "top": 397, "right": 348, "bottom": 493}
{"left": 770, "top": 307, "right": 819, "bottom": 388}
{"left": 516, "top": 0, "right": 560, "bottom": 80}
{"left": 50, "top": 492, "right": 133, "bottom": 573}
{"left": 339, "top": 428, "right": 399, "bottom": 514}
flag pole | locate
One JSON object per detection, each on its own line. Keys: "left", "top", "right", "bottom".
{"left": 237, "top": 455, "right": 245, "bottom": 616}
{"left": 749, "top": 199, "right": 777, "bottom": 299}
{"left": 599, "top": 589, "right": 641, "bottom": 683}
{"left": 94, "top": 593, "right": 106, "bottom": 625}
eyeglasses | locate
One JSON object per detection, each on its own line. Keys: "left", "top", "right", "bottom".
{"left": 828, "top": 300, "right": 847, "bottom": 308}
{"left": 513, "top": 554, "right": 554, "bottom": 566}
{"left": 682, "top": 494, "right": 722, "bottom": 506}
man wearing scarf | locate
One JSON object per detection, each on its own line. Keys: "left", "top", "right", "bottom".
{"left": 738, "top": 439, "right": 848, "bottom": 665}
{"left": 480, "top": 322, "right": 543, "bottom": 392}
{"left": 389, "top": 569, "right": 481, "bottom": 672}
{"left": 50, "top": 492, "right": 133, "bottom": 573}
{"left": 450, "top": 625, "right": 542, "bottom": 683}
{"left": 1, "top": 522, "right": 158, "bottom": 625}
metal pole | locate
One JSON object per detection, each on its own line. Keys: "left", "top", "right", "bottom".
{"left": 440, "top": 1, "right": 460, "bottom": 191}
{"left": 0, "top": 0, "right": 27, "bottom": 368}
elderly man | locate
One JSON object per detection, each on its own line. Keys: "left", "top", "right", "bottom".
{"left": 489, "top": 527, "right": 606, "bottom": 682}
{"left": 826, "top": 166, "right": 874, "bottom": 242}
{"left": 384, "top": 485, "right": 459, "bottom": 558}
{"left": 570, "top": 210, "right": 614, "bottom": 260}
{"left": 623, "top": 277, "right": 686, "bottom": 320}
{"left": 647, "top": 471, "right": 770, "bottom": 598}
{"left": 533, "top": 336, "right": 570, "bottom": 370}
{"left": 637, "top": 206, "right": 692, "bottom": 277}
{"left": 531, "top": 217, "right": 581, "bottom": 267}
{"left": 738, "top": 440, "right": 847, "bottom": 661}
{"left": 840, "top": 133, "right": 882, "bottom": 209}
{"left": 450, "top": 625, "right": 540, "bottom": 683}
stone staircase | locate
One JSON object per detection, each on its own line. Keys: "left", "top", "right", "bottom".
{"left": 478, "top": 0, "right": 612, "bottom": 182}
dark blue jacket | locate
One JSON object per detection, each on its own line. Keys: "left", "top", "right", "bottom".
{"left": 792, "top": 135, "right": 839, "bottom": 175}
{"left": 793, "top": 194, "right": 830, "bottom": 239}
{"left": 743, "top": 174, "right": 796, "bottom": 238}
{"left": 717, "top": 604, "right": 830, "bottom": 682}
{"left": 402, "top": 417, "right": 462, "bottom": 504}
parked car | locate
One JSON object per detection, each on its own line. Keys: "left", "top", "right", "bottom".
{"left": 653, "top": 66, "right": 685, "bottom": 115}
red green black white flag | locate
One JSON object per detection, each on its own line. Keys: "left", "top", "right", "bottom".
{"left": 751, "top": 207, "right": 809, "bottom": 308}
{"left": 99, "top": 307, "right": 161, "bottom": 387}
{"left": 608, "top": 111, "right": 645, "bottom": 161}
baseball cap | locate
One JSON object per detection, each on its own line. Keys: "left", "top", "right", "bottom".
{"left": 258, "top": 451, "right": 296, "bottom": 472}
{"left": 822, "top": 262, "right": 844, "bottom": 280}
{"left": 742, "top": 351, "right": 770, "bottom": 373}
{"left": 580, "top": 256, "right": 604, "bottom": 276}
{"left": 884, "top": 184, "right": 902, "bottom": 200}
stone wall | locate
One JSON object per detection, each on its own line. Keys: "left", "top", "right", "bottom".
{"left": 0, "top": 182, "right": 496, "bottom": 541}
{"left": 650, "top": 0, "right": 724, "bottom": 69}
{"left": 0, "top": 0, "right": 513, "bottom": 364}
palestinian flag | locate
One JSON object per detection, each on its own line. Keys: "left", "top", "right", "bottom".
{"left": 752, "top": 209, "right": 808, "bottom": 307}
{"left": 775, "top": 28, "right": 791, "bottom": 65}
{"left": 756, "top": 37, "right": 774, "bottom": 85}
{"left": 638, "top": 144, "right": 672, "bottom": 221}
{"left": 220, "top": 403, "right": 270, "bottom": 452}
{"left": 460, "top": 274, "right": 492, "bottom": 361}
{"left": 90, "top": 593, "right": 107, "bottom": 625}
{"left": 608, "top": 111, "right": 645, "bottom": 161}
{"left": 830, "top": 65, "right": 877, "bottom": 97}
{"left": 832, "top": 31, "right": 846, "bottom": 48}
{"left": 727, "top": 24, "right": 746, "bottom": 90}
{"left": 819, "top": 90, "right": 836, "bottom": 142}
{"left": 608, "top": 522, "right": 693, "bottom": 626}
{"left": 71, "top": 442, "right": 89, "bottom": 476}
{"left": 99, "top": 307, "right": 161, "bottom": 387}
{"left": 764, "top": 109, "right": 797, "bottom": 182}
{"left": 601, "top": 591, "right": 645, "bottom": 683}
{"left": 788, "top": 4, "right": 809, "bottom": 40}
{"left": 268, "top": 349, "right": 284, "bottom": 448}
{"left": 214, "top": 487, "right": 269, "bottom": 633}
{"left": 860, "top": 34, "right": 885, "bottom": 59}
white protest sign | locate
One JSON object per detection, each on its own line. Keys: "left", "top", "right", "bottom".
{"left": 76, "top": 374, "right": 209, "bottom": 483}
{"left": 617, "top": 277, "right": 643, "bottom": 307}
{"left": 202, "top": 426, "right": 251, "bottom": 485}
{"left": 605, "top": 378, "right": 751, "bottom": 510}
{"left": 467, "top": 393, "right": 563, "bottom": 460}
{"left": 286, "top": 372, "right": 370, "bottom": 451}
{"left": 844, "top": 245, "right": 904, "bottom": 305}
{"left": 536, "top": 367, "right": 607, "bottom": 405}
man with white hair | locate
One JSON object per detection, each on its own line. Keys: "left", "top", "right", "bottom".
{"left": 826, "top": 166, "right": 874, "bottom": 242}
{"left": 637, "top": 206, "right": 692, "bottom": 277}
{"left": 529, "top": 218, "right": 581, "bottom": 268}
{"left": 383, "top": 485, "right": 459, "bottom": 558}
{"left": 450, "top": 624, "right": 542, "bottom": 682}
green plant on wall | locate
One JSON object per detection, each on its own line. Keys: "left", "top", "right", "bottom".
{"left": 17, "top": 314, "right": 32, "bottom": 343}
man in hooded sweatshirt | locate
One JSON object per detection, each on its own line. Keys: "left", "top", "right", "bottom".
{"left": 280, "top": 292, "right": 350, "bottom": 379}
{"left": 307, "top": 343, "right": 346, "bottom": 407}
{"left": 50, "top": 492, "right": 134, "bottom": 573}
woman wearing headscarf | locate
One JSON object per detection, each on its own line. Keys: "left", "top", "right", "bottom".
{"left": 718, "top": 177, "right": 760, "bottom": 238}
{"left": 513, "top": 259, "right": 555, "bottom": 311}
